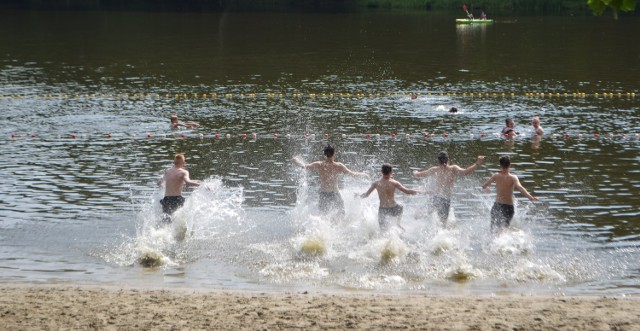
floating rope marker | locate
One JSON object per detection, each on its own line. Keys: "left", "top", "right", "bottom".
{"left": 214, "top": 133, "right": 219, "bottom": 139}
{"left": 71, "top": 134, "right": 76, "bottom": 139}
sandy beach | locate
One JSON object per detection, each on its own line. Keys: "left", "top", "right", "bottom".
{"left": 1, "top": 285, "right": 638, "bottom": 330}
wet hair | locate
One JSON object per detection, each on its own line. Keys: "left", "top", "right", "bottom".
{"left": 505, "top": 118, "right": 514, "bottom": 126}
{"left": 381, "top": 164, "right": 393, "bottom": 175}
{"left": 323, "top": 144, "right": 335, "bottom": 157}
{"left": 499, "top": 155, "right": 511, "bottom": 168}
{"left": 174, "top": 153, "right": 185, "bottom": 163}
{"left": 437, "top": 151, "right": 449, "bottom": 165}
{"left": 449, "top": 107, "right": 458, "bottom": 113}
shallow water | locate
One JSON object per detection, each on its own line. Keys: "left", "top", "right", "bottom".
{"left": 0, "top": 10, "right": 639, "bottom": 294}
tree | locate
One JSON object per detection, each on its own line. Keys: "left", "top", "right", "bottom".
{"left": 587, "top": 0, "right": 637, "bottom": 19}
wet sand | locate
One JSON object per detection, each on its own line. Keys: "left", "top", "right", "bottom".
{"left": 1, "top": 284, "right": 638, "bottom": 330}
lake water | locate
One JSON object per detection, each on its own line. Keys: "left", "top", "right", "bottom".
{"left": 1, "top": 10, "right": 639, "bottom": 295}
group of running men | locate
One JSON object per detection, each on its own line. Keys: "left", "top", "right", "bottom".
{"left": 159, "top": 116, "right": 541, "bottom": 233}
{"left": 294, "top": 145, "right": 537, "bottom": 233}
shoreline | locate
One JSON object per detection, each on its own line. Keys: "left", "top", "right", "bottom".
{"left": 1, "top": 284, "right": 638, "bottom": 330}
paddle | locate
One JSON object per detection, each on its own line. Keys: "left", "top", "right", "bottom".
{"left": 462, "top": 4, "right": 473, "bottom": 19}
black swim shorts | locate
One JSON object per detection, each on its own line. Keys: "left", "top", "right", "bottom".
{"left": 160, "top": 196, "right": 185, "bottom": 215}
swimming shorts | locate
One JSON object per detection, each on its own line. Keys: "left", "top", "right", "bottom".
{"left": 378, "top": 204, "right": 404, "bottom": 231}
{"left": 160, "top": 196, "right": 185, "bottom": 215}
{"left": 318, "top": 192, "right": 345, "bottom": 216}
{"left": 490, "top": 202, "right": 515, "bottom": 229}
{"left": 431, "top": 196, "right": 451, "bottom": 224}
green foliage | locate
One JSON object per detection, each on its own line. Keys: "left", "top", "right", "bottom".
{"left": 587, "top": 0, "right": 637, "bottom": 19}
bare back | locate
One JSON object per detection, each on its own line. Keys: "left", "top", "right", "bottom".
{"left": 308, "top": 161, "right": 350, "bottom": 192}
{"left": 417, "top": 165, "right": 463, "bottom": 197}
{"left": 373, "top": 178, "right": 400, "bottom": 208}
{"left": 362, "top": 176, "right": 418, "bottom": 208}
{"left": 432, "top": 165, "right": 461, "bottom": 197}
{"left": 163, "top": 167, "right": 189, "bottom": 196}
{"left": 490, "top": 172, "right": 517, "bottom": 205}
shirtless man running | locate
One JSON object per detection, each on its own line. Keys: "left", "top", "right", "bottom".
{"left": 293, "top": 144, "right": 366, "bottom": 217}
{"left": 361, "top": 164, "right": 420, "bottom": 231}
{"left": 482, "top": 155, "right": 538, "bottom": 233}
{"left": 413, "top": 151, "right": 484, "bottom": 226}
{"left": 158, "top": 154, "right": 201, "bottom": 219}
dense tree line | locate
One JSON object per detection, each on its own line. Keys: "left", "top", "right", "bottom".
{"left": 0, "top": 0, "right": 636, "bottom": 16}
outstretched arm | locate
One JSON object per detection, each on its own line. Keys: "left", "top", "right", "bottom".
{"left": 395, "top": 181, "right": 419, "bottom": 195}
{"left": 458, "top": 155, "right": 485, "bottom": 175}
{"left": 293, "top": 157, "right": 322, "bottom": 170}
{"left": 413, "top": 166, "right": 437, "bottom": 177}
{"left": 360, "top": 183, "right": 376, "bottom": 198}
{"left": 292, "top": 156, "right": 307, "bottom": 168}
{"left": 514, "top": 176, "right": 538, "bottom": 202}
{"left": 183, "top": 171, "right": 201, "bottom": 187}
{"left": 340, "top": 163, "right": 367, "bottom": 177}
{"left": 482, "top": 174, "right": 496, "bottom": 192}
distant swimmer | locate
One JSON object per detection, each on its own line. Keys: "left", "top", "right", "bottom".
{"left": 482, "top": 155, "right": 538, "bottom": 233}
{"left": 449, "top": 107, "right": 458, "bottom": 113}
{"left": 293, "top": 144, "right": 366, "bottom": 217}
{"left": 413, "top": 151, "right": 485, "bottom": 226}
{"left": 502, "top": 117, "right": 518, "bottom": 138}
{"left": 360, "top": 164, "right": 422, "bottom": 232}
{"left": 170, "top": 115, "right": 200, "bottom": 129}
{"left": 158, "top": 153, "right": 201, "bottom": 219}
{"left": 532, "top": 116, "right": 544, "bottom": 136}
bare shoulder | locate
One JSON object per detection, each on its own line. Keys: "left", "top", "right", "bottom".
{"left": 509, "top": 172, "right": 521, "bottom": 183}
{"left": 307, "top": 160, "right": 323, "bottom": 168}
{"left": 335, "top": 162, "right": 350, "bottom": 171}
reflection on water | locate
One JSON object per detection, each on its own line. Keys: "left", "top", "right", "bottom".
{"left": 0, "top": 11, "right": 638, "bottom": 293}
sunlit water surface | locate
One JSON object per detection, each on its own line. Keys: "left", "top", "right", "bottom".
{"left": 0, "top": 10, "right": 639, "bottom": 295}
